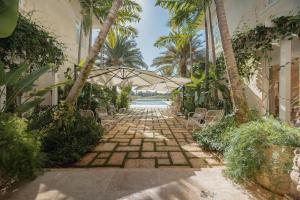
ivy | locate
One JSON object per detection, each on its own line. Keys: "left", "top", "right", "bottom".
{"left": 0, "top": 13, "right": 65, "bottom": 71}
{"left": 232, "top": 14, "right": 300, "bottom": 79}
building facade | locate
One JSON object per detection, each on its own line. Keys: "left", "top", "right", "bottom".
{"left": 207, "top": 0, "right": 300, "bottom": 124}
{"left": 19, "top": 0, "right": 94, "bottom": 105}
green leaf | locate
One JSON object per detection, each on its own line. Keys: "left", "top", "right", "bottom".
{"left": 14, "top": 66, "right": 49, "bottom": 94}
{"left": 0, "top": 0, "right": 19, "bottom": 38}
{"left": 6, "top": 63, "right": 29, "bottom": 86}
{"left": 16, "top": 98, "right": 44, "bottom": 113}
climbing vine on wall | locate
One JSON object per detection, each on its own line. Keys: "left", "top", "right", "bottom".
{"left": 0, "top": 13, "right": 65, "bottom": 71}
{"left": 232, "top": 14, "right": 300, "bottom": 79}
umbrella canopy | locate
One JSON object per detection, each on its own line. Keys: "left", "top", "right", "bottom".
{"left": 87, "top": 66, "right": 172, "bottom": 87}
{"left": 137, "top": 77, "right": 190, "bottom": 93}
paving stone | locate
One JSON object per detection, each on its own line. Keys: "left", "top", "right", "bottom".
{"left": 141, "top": 152, "right": 168, "bottom": 158}
{"left": 143, "top": 142, "right": 154, "bottom": 151}
{"left": 206, "top": 158, "right": 221, "bottom": 165}
{"left": 181, "top": 144, "right": 203, "bottom": 152}
{"left": 165, "top": 139, "right": 178, "bottom": 146}
{"left": 170, "top": 152, "right": 188, "bottom": 165}
{"left": 91, "top": 159, "right": 107, "bottom": 166}
{"left": 94, "top": 143, "right": 117, "bottom": 151}
{"left": 189, "top": 158, "right": 208, "bottom": 168}
{"left": 75, "top": 153, "right": 97, "bottom": 166}
{"left": 156, "top": 146, "right": 181, "bottom": 151}
{"left": 185, "top": 151, "right": 212, "bottom": 158}
{"left": 116, "top": 146, "right": 140, "bottom": 151}
{"left": 107, "top": 152, "right": 126, "bottom": 165}
{"left": 158, "top": 158, "right": 171, "bottom": 165}
{"left": 130, "top": 139, "right": 142, "bottom": 146}
{"left": 128, "top": 152, "right": 140, "bottom": 158}
{"left": 97, "top": 152, "right": 111, "bottom": 158}
{"left": 124, "top": 159, "right": 155, "bottom": 168}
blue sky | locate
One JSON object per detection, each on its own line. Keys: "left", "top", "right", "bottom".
{"left": 93, "top": 0, "right": 170, "bottom": 70}
{"left": 133, "top": 0, "right": 170, "bottom": 70}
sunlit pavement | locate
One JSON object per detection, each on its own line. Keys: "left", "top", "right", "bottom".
{"left": 75, "top": 108, "right": 222, "bottom": 168}
{"left": 7, "top": 108, "right": 279, "bottom": 200}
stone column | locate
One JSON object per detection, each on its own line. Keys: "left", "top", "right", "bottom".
{"left": 279, "top": 39, "right": 292, "bottom": 122}
{"left": 51, "top": 71, "right": 58, "bottom": 105}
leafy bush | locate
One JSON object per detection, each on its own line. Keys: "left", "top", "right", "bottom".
{"left": 225, "top": 118, "right": 300, "bottom": 181}
{"left": 40, "top": 104, "right": 103, "bottom": 167}
{"left": 193, "top": 115, "right": 237, "bottom": 152}
{"left": 0, "top": 113, "right": 43, "bottom": 184}
{"left": 27, "top": 105, "right": 57, "bottom": 131}
{"left": 77, "top": 83, "right": 118, "bottom": 111}
{"left": 117, "top": 86, "right": 131, "bottom": 109}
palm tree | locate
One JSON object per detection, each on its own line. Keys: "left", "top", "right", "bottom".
{"left": 157, "top": 0, "right": 249, "bottom": 122}
{"left": 97, "top": 32, "right": 147, "bottom": 69}
{"left": 79, "top": 0, "right": 141, "bottom": 45}
{"left": 153, "top": 31, "right": 203, "bottom": 77}
{"left": 66, "top": 0, "right": 124, "bottom": 105}
{"left": 214, "top": 0, "right": 249, "bottom": 122}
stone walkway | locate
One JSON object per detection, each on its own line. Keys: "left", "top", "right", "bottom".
{"left": 75, "top": 108, "right": 222, "bottom": 168}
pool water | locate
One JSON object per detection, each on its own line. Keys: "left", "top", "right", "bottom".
{"left": 130, "top": 99, "right": 170, "bottom": 108}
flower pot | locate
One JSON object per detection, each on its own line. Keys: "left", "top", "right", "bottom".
{"left": 256, "top": 145, "right": 299, "bottom": 197}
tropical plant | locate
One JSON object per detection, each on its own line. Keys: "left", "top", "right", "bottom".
{"left": 153, "top": 31, "right": 204, "bottom": 77}
{"left": 0, "top": 14, "right": 65, "bottom": 70}
{"left": 117, "top": 85, "right": 131, "bottom": 109}
{"left": 0, "top": 0, "right": 19, "bottom": 38}
{"left": 79, "top": 0, "right": 142, "bottom": 50}
{"left": 225, "top": 118, "right": 300, "bottom": 182}
{"left": 0, "top": 62, "right": 53, "bottom": 114}
{"left": 0, "top": 113, "right": 43, "bottom": 187}
{"left": 77, "top": 83, "right": 118, "bottom": 110}
{"left": 157, "top": 0, "right": 250, "bottom": 123}
{"left": 66, "top": 0, "right": 125, "bottom": 105}
{"left": 33, "top": 104, "right": 103, "bottom": 167}
{"left": 98, "top": 32, "right": 147, "bottom": 69}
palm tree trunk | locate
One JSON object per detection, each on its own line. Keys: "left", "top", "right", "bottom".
{"left": 66, "top": 0, "right": 123, "bottom": 105}
{"left": 204, "top": 13, "right": 209, "bottom": 96}
{"left": 208, "top": 5, "right": 216, "bottom": 66}
{"left": 208, "top": 4, "right": 218, "bottom": 103}
{"left": 214, "top": 0, "right": 249, "bottom": 123}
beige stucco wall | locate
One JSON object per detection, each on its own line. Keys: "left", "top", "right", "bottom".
{"left": 20, "top": 0, "right": 92, "bottom": 105}
{"left": 207, "top": 0, "right": 300, "bottom": 118}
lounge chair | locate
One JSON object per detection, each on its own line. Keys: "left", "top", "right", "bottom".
{"left": 95, "top": 107, "right": 115, "bottom": 131}
{"left": 186, "top": 109, "right": 224, "bottom": 130}
{"left": 185, "top": 108, "right": 207, "bottom": 129}
{"left": 79, "top": 109, "right": 95, "bottom": 119}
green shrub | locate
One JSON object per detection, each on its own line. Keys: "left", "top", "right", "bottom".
{"left": 27, "top": 105, "right": 57, "bottom": 131}
{"left": 225, "top": 118, "right": 300, "bottom": 181}
{"left": 192, "top": 115, "right": 237, "bottom": 152}
{"left": 40, "top": 105, "right": 103, "bottom": 167}
{"left": 0, "top": 113, "right": 43, "bottom": 183}
{"left": 117, "top": 86, "right": 131, "bottom": 109}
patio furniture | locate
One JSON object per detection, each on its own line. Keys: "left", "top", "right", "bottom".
{"left": 185, "top": 108, "right": 207, "bottom": 129}
{"left": 79, "top": 109, "right": 95, "bottom": 119}
{"left": 95, "top": 107, "right": 116, "bottom": 131}
{"left": 186, "top": 109, "right": 224, "bottom": 130}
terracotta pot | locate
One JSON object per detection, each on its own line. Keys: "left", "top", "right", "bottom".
{"left": 256, "top": 145, "right": 299, "bottom": 197}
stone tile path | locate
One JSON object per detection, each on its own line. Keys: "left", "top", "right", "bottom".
{"left": 75, "top": 108, "right": 222, "bottom": 168}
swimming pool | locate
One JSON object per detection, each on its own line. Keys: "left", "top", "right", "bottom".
{"left": 130, "top": 99, "right": 170, "bottom": 108}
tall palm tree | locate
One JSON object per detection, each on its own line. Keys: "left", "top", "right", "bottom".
{"left": 153, "top": 31, "right": 203, "bottom": 77}
{"left": 98, "top": 32, "right": 147, "bottom": 69}
{"left": 66, "top": 0, "right": 124, "bottom": 104}
{"left": 157, "top": 0, "right": 249, "bottom": 122}
{"left": 214, "top": 0, "right": 249, "bottom": 122}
